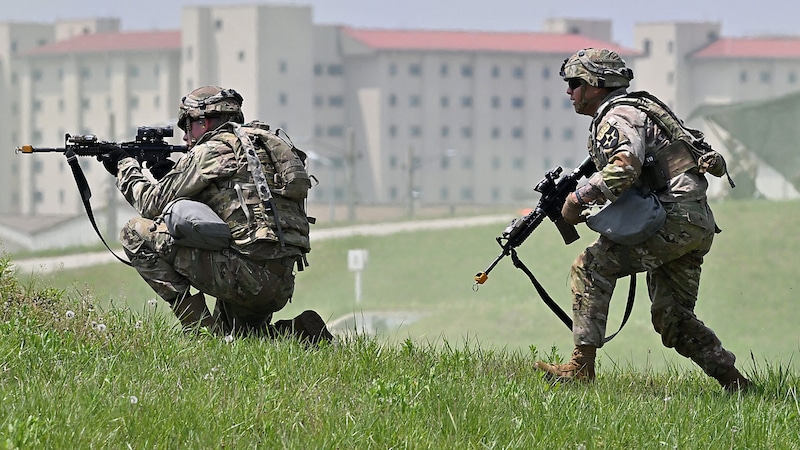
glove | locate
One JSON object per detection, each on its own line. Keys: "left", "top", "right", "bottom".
{"left": 99, "top": 148, "right": 131, "bottom": 176}
{"left": 697, "top": 151, "right": 727, "bottom": 177}
{"left": 561, "top": 192, "right": 587, "bottom": 225}
{"left": 148, "top": 159, "right": 176, "bottom": 180}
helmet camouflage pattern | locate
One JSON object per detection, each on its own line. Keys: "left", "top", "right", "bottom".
{"left": 178, "top": 86, "right": 244, "bottom": 131}
{"left": 560, "top": 48, "right": 634, "bottom": 88}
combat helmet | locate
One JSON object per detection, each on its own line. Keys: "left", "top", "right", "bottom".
{"left": 560, "top": 48, "right": 634, "bottom": 88}
{"left": 178, "top": 86, "right": 244, "bottom": 131}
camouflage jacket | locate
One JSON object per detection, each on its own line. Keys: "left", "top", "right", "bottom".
{"left": 586, "top": 89, "right": 708, "bottom": 203}
{"left": 116, "top": 124, "right": 309, "bottom": 260}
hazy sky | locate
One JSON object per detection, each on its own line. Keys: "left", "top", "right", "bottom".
{"left": 3, "top": 0, "right": 798, "bottom": 48}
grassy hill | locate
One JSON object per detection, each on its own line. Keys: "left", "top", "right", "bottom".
{"left": 2, "top": 198, "right": 799, "bottom": 447}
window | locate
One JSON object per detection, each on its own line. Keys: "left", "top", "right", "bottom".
{"left": 389, "top": 155, "right": 398, "bottom": 169}
{"left": 760, "top": 71, "right": 772, "bottom": 83}
{"left": 461, "top": 65, "right": 473, "bottom": 77}
{"left": 410, "top": 95, "right": 421, "bottom": 107}
{"left": 512, "top": 66, "right": 524, "bottom": 79}
{"left": 511, "top": 97, "right": 524, "bottom": 108}
{"left": 327, "top": 126, "right": 344, "bottom": 137}
{"left": 314, "top": 95, "right": 324, "bottom": 106}
{"left": 389, "top": 94, "right": 397, "bottom": 107}
{"left": 279, "top": 93, "right": 287, "bottom": 106}
{"left": 389, "top": 125, "right": 397, "bottom": 137}
{"left": 491, "top": 127, "right": 500, "bottom": 139}
{"left": 279, "top": 61, "right": 287, "bottom": 73}
{"left": 543, "top": 127, "right": 551, "bottom": 140}
{"left": 409, "top": 64, "right": 422, "bottom": 76}
{"left": 667, "top": 72, "right": 674, "bottom": 84}
{"left": 460, "top": 187, "right": 474, "bottom": 200}
{"left": 789, "top": 72, "right": 797, "bottom": 84}
{"left": 562, "top": 128, "right": 574, "bottom": 140}
{"left": 327, "top": 65, "right": 343, "bottom": 76}
{"left": 739, "top": 70, "right": 748, "bottom": 83}
{"left": 314, "top": 64, "right": 323, "bottom": 76}
{"left": 492, "top": 156, "right": 501, "bottom": 170}
{"left": 542, "top": 67, "right": 550, "bottom": 79}
{"left": 461, "top": 96, "right": 473, "bottom": 108}
{"left": 491, "top": 66, "right": 500, "bottom": 78}
{"left": 491, "top": 187, "right": 501, "bottom": 200}
{"left": 328, "top": 96, "right": 344, "bottom": 107}
{"left": 512, "top": 127, "right": 523, "bottom": 139}
{"left": 215, "top": 19, "right": 223, "bottom": 30}
{"left": 461, "top": 127, "right": 472, "bottom": 138}
{"left": 128, "top": 65, "right": 139, "bottom": 77}
{"left": 80, "top": 67, "right": 91, "bottom": 80}
{"left": 667, "top": 41, "right": 674, "bottom": 54}
{"left": 441, "top": 126, "right": 450, "bottom": 138}
{"left": 440, "top": 64, "right": 449, "bottom": 76}
{"left": 238, "top": 51, "right": 246, "bottom": 62}
{"left": 32, "top": 69, "right": 43, "bottom": 81}
{"left": 410, "top": 125, "right": 422, "bottom": 137}
{"left": 542, "top": 97, "right": 551, "bottom": 109}
{"left": 643, "top": 39, "right": 651, "bottom": 55}
{"left": 491, "top": 96, "right": 500, "bottom": 108}
{"left": 512, "top": 157, "right": 524, "bottom": 170}
{"left": 440, "top": 96, "right": 450, "bottom": 108}
{"left": 461, "top": 156, "right": 473, "bottom": 169}
{"left": 389, "top": 63, "right": 397, "bottom": 76}
{"left": 130, "top": 96, "right": 139, "bottom": 109}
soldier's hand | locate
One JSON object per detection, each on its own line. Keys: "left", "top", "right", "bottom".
{"left": 148, "top": 159, "right": 176, "bottom": 180}
{"left": 99, "top": 148, "right": 131, "bottom": 177}
{"left": 698, "top": 151, "right": 727, "bottom": 177}
{"left": 561, "top": 192, "right": 587, "bottom": 225}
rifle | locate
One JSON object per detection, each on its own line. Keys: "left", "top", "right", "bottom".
{"left": 474, "top": 156, "right": 597, "bottom": 287}
{"left": 473, "top": 156, "right": 637, "bottom": 343}
{"left": 15, "top": 126, "right": 188, "bottom": 266}
{"left": 16, "top": 126, "right": 187, "bottom": 166}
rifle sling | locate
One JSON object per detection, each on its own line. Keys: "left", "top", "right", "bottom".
{"left": 65, "top": 148, "right": 132, "bottom": 267}
{"left": 509, "top": 249, "right": 634, "bottom": 343}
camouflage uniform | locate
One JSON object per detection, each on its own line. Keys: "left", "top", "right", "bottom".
{"left": 535, "top": 49, "right": 748, "bottom": 389}
{"left": 116, "top": 104, "right": 308, "bottom": 336}
{"left": 571, "top": 90, "right": 735, "bottom": 377}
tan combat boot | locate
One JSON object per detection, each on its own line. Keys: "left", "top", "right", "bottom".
{"left": 715, "top": 367, "right": 753, "bottom": 393}
{"left": 171, "top": 292, "right": 216, "bottom": 332}
{"left": 535, "top": 345, "right": 597, "bottom": 382}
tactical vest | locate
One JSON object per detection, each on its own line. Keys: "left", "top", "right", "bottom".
{"left": 592, "top": 91, "right": 730, "bottom": 190}
{"left": 196, "top": 121, "right": 313, "bottom": 252}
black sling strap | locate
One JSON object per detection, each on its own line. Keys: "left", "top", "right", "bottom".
{"left": 509, "top": 248, "right": 635, "bottom": 343}
{"left": 64, "top": 148, "right": 132, "bottom": 267}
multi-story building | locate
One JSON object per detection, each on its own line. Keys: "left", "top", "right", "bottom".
{"left": 2, "top": 4, "right": 800, "bottom": 250}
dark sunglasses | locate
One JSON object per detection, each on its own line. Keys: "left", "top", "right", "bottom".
{"left": 567, "top": 79, "right": 582, "bottom": 90}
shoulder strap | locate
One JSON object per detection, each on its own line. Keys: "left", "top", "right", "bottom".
{"left": 509, "top": 249, "right": 635, "bottom": 343}
{"left": 64, "top": 148, "right": 132, "bottom": 266}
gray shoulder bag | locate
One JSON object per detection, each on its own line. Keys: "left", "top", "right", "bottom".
{"left": 586, "top": 187, "right": 666, "bottom": 246}
{"left": 162, "top": 198, "right": 232, "bottom": 251}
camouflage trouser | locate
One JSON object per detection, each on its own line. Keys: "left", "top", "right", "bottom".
{"left": 570, "top": 199, "right": 736, "bottom": 377}
{"left": 120, "top": 217, "right": 296, "bottom": 334}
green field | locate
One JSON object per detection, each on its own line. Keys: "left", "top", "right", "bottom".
{"left": 21, "top": 198, "right": 800, "bottom": 371}
{"left": 2, "top": 198, "right": 799, "bottom": 448}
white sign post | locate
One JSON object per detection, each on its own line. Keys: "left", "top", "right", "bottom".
{"left": 347, "top": 249, "right": 368, "bottom": 304}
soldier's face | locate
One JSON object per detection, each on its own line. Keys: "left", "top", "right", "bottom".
{"left": 567, "top": 80, "right": 604, "bottom": 116}
{"left": 183, "top": 118, "right": 210, "bottom": 147}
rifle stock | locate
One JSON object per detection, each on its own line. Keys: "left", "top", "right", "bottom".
{"left": 474, "top": 156, "right": 596, "bottom": 287}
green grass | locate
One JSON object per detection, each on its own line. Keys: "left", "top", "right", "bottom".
{"left": 2, "top": 199, "right": 799, "bottom": 447}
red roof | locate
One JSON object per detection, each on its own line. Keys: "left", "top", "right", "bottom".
{"left": 24, "top": 30, "right": 181, "bottom": 56}
{"left": 692, "top": 37, "right": 800, "bottom": 59}
{"left": 342, "top": 27, "right": 636, "bottom": 55}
